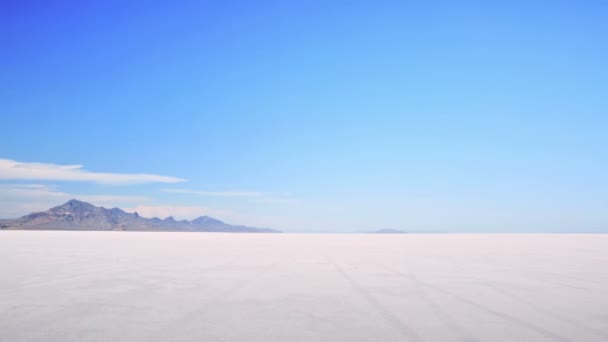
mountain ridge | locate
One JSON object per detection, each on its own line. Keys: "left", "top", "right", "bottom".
{"left": 0, "top": 199, "right": 279, "bottom": 233}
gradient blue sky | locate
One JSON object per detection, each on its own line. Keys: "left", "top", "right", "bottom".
{"left": 1, "top": 1, "right": 607, "bottom": 232}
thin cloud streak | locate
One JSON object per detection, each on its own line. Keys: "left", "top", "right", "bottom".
{"left": 163, "top": 188, "right": 300, "bottom": 205}
{"left": 0, "top": 158, "right": 185, "bottom": 185}
{"left": 163, "top": 188, "right": 265, "bottom": 197}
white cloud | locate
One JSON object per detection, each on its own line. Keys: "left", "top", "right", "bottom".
{"left": 0, "top": 158, "right": 185, "bottom": 185}
{"left": 0, "top": 184, "right": 150, "bottom": 218}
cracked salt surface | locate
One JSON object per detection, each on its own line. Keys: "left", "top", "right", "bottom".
{"left": 1, "top": 231, "right": 607, "bottom": 342}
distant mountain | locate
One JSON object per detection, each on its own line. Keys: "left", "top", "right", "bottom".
{"left": 0, "top": 199, "right": 279, "bottom": 233}
{"left": 369, "top": 229, "right": 407, "bottom": 234}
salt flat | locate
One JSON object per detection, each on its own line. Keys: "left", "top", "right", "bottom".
{"left": 1, "top": 232, "right": 607, "bottom": 342}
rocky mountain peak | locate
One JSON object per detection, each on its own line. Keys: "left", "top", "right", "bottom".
{"left": 192, "top": 216, "right": 223, "bottom": 225}
{"left": 56, "top": 199, "right": 95, "bottom": 211}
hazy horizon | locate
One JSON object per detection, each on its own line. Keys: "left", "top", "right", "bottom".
{"left": 2, "top": 1, "right": 607, "bottom": 232}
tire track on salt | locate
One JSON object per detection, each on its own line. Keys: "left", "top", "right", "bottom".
{"left": 397, "top": 272, "right": 574, "bottom": 342}
{"left": 155, "top": 259, "right": 286, "bottom": 341}
{"left": 329, "top": 260, "right": 425, "bottom": 342}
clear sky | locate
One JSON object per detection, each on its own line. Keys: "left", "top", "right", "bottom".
{"left": 1, "top": 1, "right": 607, "bottom": 232}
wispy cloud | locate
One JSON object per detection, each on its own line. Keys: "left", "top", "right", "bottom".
{"left": 0, "top": 158, "right": 185, "bottom": 185}
{"left": 162, "top": 188, "right": 264, "bottom": 197}
{"left": 162, "top": 188, "right": 299, "bottom": 204}
{"left": 0, "top": 184, "right": 150, "bottom": 218}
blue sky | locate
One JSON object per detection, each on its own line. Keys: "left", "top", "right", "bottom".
{"left": 1, "top": 1, "right": 607, "bottom": 232}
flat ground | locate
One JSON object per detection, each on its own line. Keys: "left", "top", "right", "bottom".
{"left": 1, "top": 232, "right": 607, "bottom": 342}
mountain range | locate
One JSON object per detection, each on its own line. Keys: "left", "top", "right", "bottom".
{"left": 0, "top": 199, "right": 279, "bottom": 233}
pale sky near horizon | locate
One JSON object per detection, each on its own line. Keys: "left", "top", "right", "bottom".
{"left": 1, "top": 1, "right": 607, "bottom": 232}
